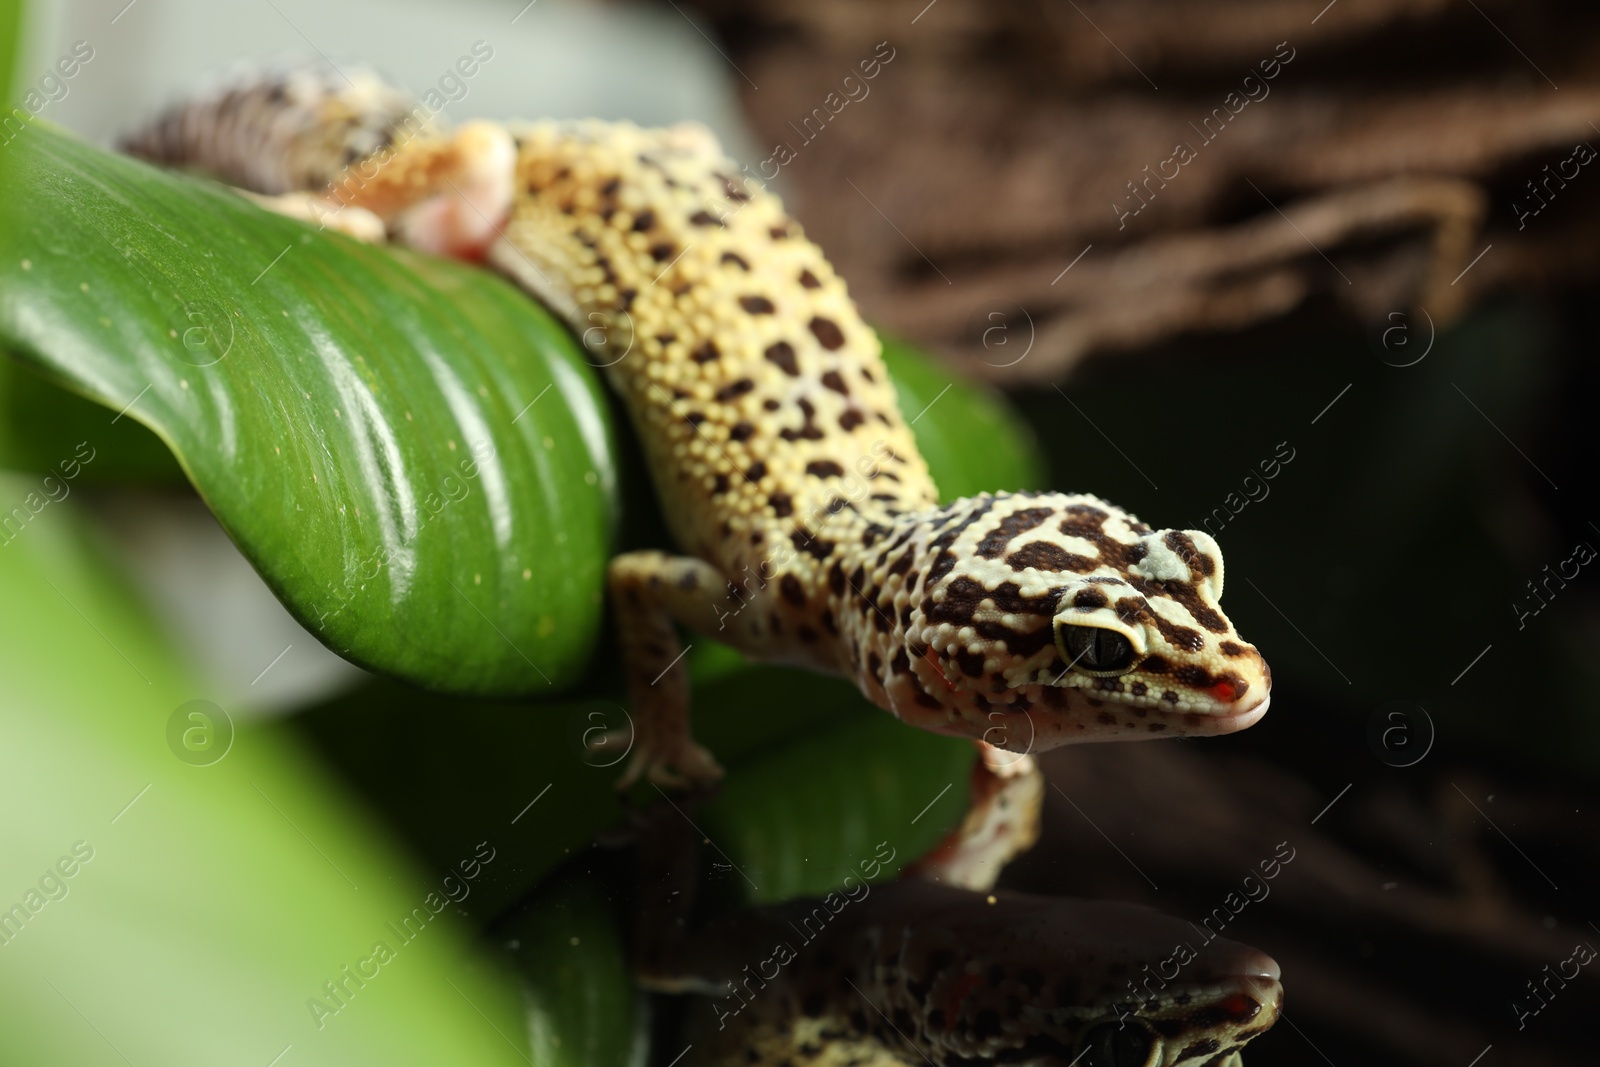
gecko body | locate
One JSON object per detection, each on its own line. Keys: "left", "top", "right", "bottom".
{"left": 124, "top": 66, "right": 1271, "bottom": 787}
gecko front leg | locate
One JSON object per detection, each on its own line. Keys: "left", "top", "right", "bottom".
{"left": 609, "top": 550, "right": 785, "bottom": 791}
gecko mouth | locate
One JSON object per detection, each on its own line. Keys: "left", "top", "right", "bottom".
{"left": 1198, "top": 693, "right": 1271, "bottom": 734}
{"left": 1080, "top": 690, "right": 1270, "bottom": 740}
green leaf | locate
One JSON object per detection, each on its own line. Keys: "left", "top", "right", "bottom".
{"left": 499, "top": 868, "right": 647, "bottom": 1067}
{"left": 697, "top": 713, "right": 973, "bottom": 904}
{"left": 1, "top": 0, "right": 22, "bottom": 104}
{"left": 0, "top": 476, "right": 532, "bottom": 1067}
{"left": 1, "top": 354, "right": 187, "bottom": 482}
{"left": 0, "top": 122, "right": 618, "bottom": 695}
{"left": 881, "top": 333, "right": 1045, "bottom": 500}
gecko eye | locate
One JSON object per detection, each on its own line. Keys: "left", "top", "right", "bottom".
{"left": 1055, "top": 624, "right": 1135, "bottom": 675}
{"left": 1076, "top": 1021, "right": 1156, "bottom": 1067}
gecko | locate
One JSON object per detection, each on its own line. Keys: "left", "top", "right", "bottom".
{"left": 632, "top": 789, "right": 1283, "bottom": 1067}
{"left": 656, "top": 884, "right": 1283, "bottom": 1067}
{"left": 123, "top": 65, "right": 1272, "bottom": 790}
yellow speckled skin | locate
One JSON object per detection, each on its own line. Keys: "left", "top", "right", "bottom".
{"left": 123, "top": 70, "right": 1272, "bottom": 790}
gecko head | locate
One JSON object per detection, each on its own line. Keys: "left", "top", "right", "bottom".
{"left": 900, "top": 493, "right": 1270, "bottom": 749}
{"left": 896, "top": 891, "right": 1282, "bottom": 1067}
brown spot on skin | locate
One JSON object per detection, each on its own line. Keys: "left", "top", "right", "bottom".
{"left": 1146, "top": 613, "right": 1206, "bottom": 652}
{"left": 799, "top": 536, "right": 836, "bottom": 561}
{"left": 721, "top": 251, "right": 749, "bottom": 270}
{"left": 810, "top": 316, "right": 846, "bottom": 350}
{"left": 765, "top": 341, "right": 799, "bottom": 376}
{"left": 690, "top": 341, "right": 719, "bottom": 363}
{"left": 1148, "top": 722, "right": 1167, "bottom": 732}
{"left": 745, "top": 461, "right": 767, "bottom": 482}
{"left": 711, "top": 474, "right": 729, "bottom": 494}
{"left": 714, "top": 379, "right": 755, "bottom": 402}
{"left": 955, "top": 649, "right": 986, "bottom": 677}
{"left": 688, "top": 210, "right": 723, "bottom": 227}
{"left": 1130, "top": 681, "right": 1148, "bottom": 696}
{"left": 1220, "top": 641, "right": 1247, "bottom": 656}
{"left": 923, "top": 498, "right": 999, "bottom": 587}
{"left": 820, "top": 608, "right": 837, "bottom": 635}
{"left": 741, "top": 295, "right": 776, "bottom": 315}
{"left": 769, "top": 492, "right": 794, "bottom": 517}
{"left": 631, "top": 210, "right": 655, "bottom": 232}
{"left": 821, "top": 370, "right": 849, "bottom": 395}
{"left": 1130, "top": 575, "right": 1230, "bottom": 634}
{"left": 799, "top": 269, "right": 821, "bottom": 289}
{"left": 677, "top": 572, "right": 698, "bottom": 591}
{"left": 1114, "top": 596, "right": 1151, "bottom": 625}
{"left": 730, "top": 422, "right": 755, "bottom": 442}
{"left": 890, "top": 650, "right": 910, "bottom": 675}
{"left": 839, "top": 409, "right": 865, "bottom": 430}
{"left": 977, "top": 508, "right": 1055, "bottom": 558}
{"left": 649, "top": 243, "right": 675, "bottom": 261}
{"left": 807, "top": 460, "right": 845, "bottom": 478}
{"left": 1072, "top": 589, "right": 1109, "bottom": 610}
{"left": 1139, "top": 656, "right": 1169, "bottom": 674}
{"left": 828, "top": 562, "right": 847, "bottom": 596}
{"left": 762, "top": 398, "right": 781, "bottom": 412}
{"left": 770, "top": 224, "right": 790, "bottom": 240}
{"left": 1161, "top": 690, "right": 1179, "bottom": 704}
{"left": 780, "top": 574, "right": 807, "bottom": 606}
{"left": 1006, "top": 542, "right": 1097, "bottom": 573}
{"left": 1165, "top": 530, "right": 1215, "bottom": 576}
{"left": 1097, "top": 712, "right": 1114, "bottom": 725}
{"left": 867, "top": 652, "right": 882, "bottom": 676}
{"left": 684, "top": 411, "right": 705, "bottom": 427}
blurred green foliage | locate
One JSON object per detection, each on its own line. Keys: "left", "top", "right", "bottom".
{"left": 0, "top": 479, "right": 534, "bottom": 1067}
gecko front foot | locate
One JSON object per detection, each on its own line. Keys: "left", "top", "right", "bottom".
{"left": 616, "top": 730, "right": 723, "bottom": 793}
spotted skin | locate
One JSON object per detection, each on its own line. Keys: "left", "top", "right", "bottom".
{"left": 658, "top": 881, "right": 1283, "bottom": 1067}
{"left": 122, "top": 71, "right": 1271, "bottom": 788}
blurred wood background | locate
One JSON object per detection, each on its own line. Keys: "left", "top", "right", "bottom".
{"left": 678, "top": 0, "right": 1600, "bottom": 380}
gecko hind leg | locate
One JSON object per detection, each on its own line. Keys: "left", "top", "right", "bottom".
{"left": 238, "top": 190, "right": 388, "bottom": 242}
{"left": 237, "top": 121, "right": 517, "bottom": 258}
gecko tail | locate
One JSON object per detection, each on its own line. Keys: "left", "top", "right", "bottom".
{"left": 119, "top": 60, "right": 432, "bottom": 196}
